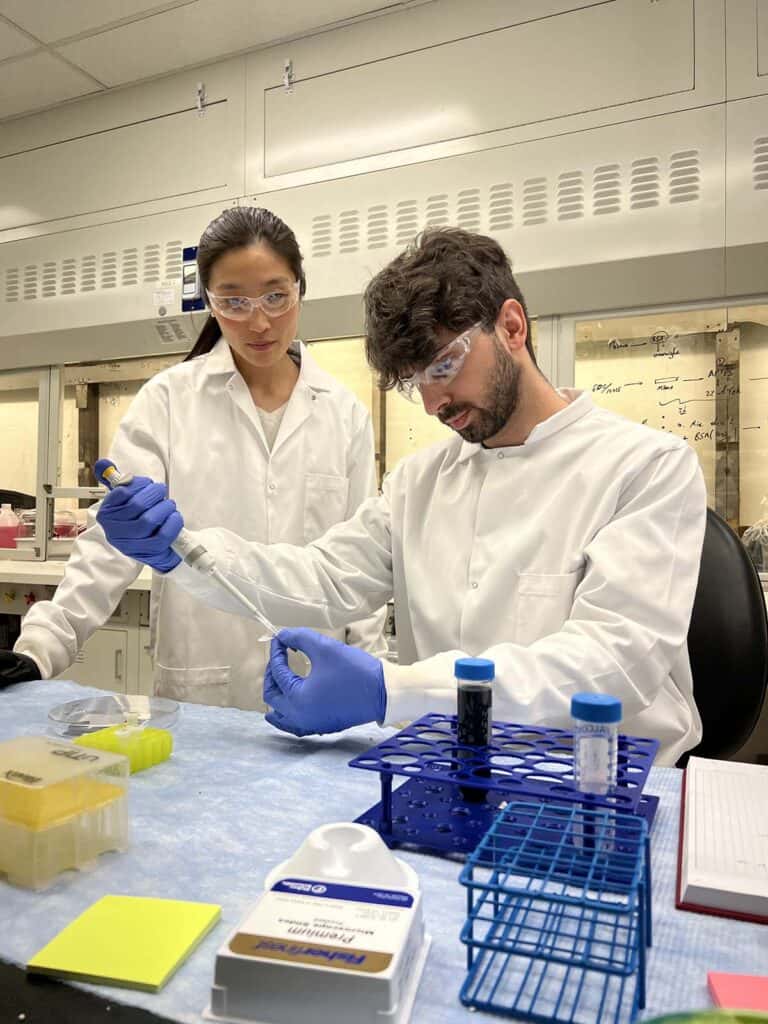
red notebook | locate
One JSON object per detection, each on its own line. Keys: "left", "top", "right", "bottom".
{"left": 708, "top": 972, "right": 768, "bottom": 1011}
{"left": 675, "top": 757, "right": 768, "bottom": 924}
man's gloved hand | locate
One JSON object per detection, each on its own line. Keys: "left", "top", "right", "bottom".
{"left": 0, "top": 651, "right": 41, "bottom": 689}
{"left": 264, "top": 627, "right": 387, "bottom": 737}
{"left": 96, "top": 476, "right": 183, "bottom": 573}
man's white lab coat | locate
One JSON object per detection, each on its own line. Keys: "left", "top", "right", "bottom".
{"left": 171, "top": 390, "right": 707, "bottom": 763}
{"left": 15, "top": 340, "right": 386, "bottom": 709}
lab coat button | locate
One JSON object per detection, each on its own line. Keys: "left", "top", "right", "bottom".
{"left": 268, "top": 482, "right": 276, "bottom": 492}
{"left": 497, "top": 452, "right": 505, "bottom": 459}
{"left": 471, "top": 581, "right": 479, "bottom": 589}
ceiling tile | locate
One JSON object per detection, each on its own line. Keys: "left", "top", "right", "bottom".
{"left": 0, "top": 0, "right": 184, "bottom": 44}
{"left": 0, "top": 17, "right": 36, "bottom": 59}
{"left": 0, "top": 51, "right": 101, "bottom": 119}
{"left": 57, "top": 0, "right": 399, "bottom": 87}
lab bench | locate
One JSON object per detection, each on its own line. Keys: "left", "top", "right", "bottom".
{"left": 0, "top": 561, "right": 154, "bottom": 695}
{"left": 1, "top": 679, "right": 766, "bottom": 1024}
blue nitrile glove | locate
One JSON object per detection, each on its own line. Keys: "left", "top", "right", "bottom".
{"left": 264, "top": 627, "right": 387, "bottom": 737}
{"left": 96, "top": 475, "right": 183, "bottom": 573}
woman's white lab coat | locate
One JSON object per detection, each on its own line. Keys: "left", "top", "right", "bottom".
{"left": 170, "top": 390, "right": 707, "bottom": 764}
{"left": 16, "top": 339, "right": 386, "bottom": 709}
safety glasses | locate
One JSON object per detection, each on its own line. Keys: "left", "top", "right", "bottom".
{"left": 206, "top": 281, "right": 300, "bottom": 320}
{"left": 397, "top": 322, "right": 483, "bottom": 401}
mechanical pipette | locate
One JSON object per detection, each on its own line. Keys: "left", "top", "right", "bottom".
{"left": 95, "top": 462, "right": 307, "bottom": 668}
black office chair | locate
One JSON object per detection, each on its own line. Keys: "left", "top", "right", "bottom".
{"left": 682, "top": 507, "right": 768, "bottom": 765}
{"left": 0, "top": 490, "right": 35, "bottom": 510}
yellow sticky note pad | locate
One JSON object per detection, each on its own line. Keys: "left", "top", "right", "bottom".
{"left": 27, "top": 895, "right": 221, "bottom": 991}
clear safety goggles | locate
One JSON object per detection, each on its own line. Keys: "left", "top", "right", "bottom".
{"left": 206, "top": 281, "right": 300, "bottom": 320}
{"left": 397, "top": 322, "right": 482, "bottom": 401}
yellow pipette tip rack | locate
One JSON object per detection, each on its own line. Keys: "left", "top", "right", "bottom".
{"left": 74, "top": 724, "right": 173, "bottom": 774}
{"left": 0, "top": 736, "right": 129, "bottom": 890}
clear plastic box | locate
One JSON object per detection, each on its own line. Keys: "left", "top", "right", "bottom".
{"left": 0, "top": 736, "right": 129, "bottom": 890}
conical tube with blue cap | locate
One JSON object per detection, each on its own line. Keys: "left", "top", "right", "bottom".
{"left": 455, "top": 657, "right": 495, "bottom": 803}
{"left": 571, "top": 692, "right": 622, "bottom": 796}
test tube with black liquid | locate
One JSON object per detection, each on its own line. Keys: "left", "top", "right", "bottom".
{"left": 455, "top": 657, "right": 495, "bottom": 803}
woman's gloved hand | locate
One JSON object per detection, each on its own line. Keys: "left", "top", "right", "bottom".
{"left": 0, "top": 651, "right": 41, "bottom": 688}
{"left": 96, "top": 476, "right": 183, "bottom": 573}
{"left": 264, "top": 627, "right": 387, "bottom": 737}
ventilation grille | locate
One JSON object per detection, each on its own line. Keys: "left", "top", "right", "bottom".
{"left": 489, "top": 182, "right": 513, "bottom": 231}
{"left": 557, "top": 171, "right": 584, "bottom": 221}
{"left": 5, "top": 268, "right": 19, "bottom": 302}
{"left": 23, "top": 265, "right": 38, "bottom": 301}
{"left": 668, "top": 149, "right": 699, "bottom": 203}
{"left": 81, "top": 254, "right": 96, "bottom": 292}
{"left": 630, "top": 157, "right": 660, "bottom": 209}
{"left": 302, "top": 147, "right": 702, "bottom": 259}
{"left": 2, "top": 145, "right": 709, "bottom": 288}
{"left": 311, "top": 214, "right": 332, "bottom": 258}
{"left": 41, "top": 261, "right": 57, "bottom": 298}
{"left": 522, "top": 177, "right": 548, "bottom": 226}
{"left": 61, "top": 257, "right": 77, "bottom": 295}
{"left": 143, "top": 243, "right": 161, "bottom": 283}
{"left": 339, "top": 210, "right": 360, "bottom": 254}
{"left": 593, "top": 163, "right": 621, "bottom": 215}
{"left": 164, "top": 241, "right": 183, "bottom": 280}
{"left": 395, "top": 199, "right": 419, "bottom": 246}
{"left": 3, "top": 241, "right": 183, "bottom": 303}
{"left": 755, "top": 137, "right": 768, "bottom": 191}
{"left": 367, "top": 205, "right": 388, "bottom": 249}
{"left": 425, "top": 193, "right": 450, "bottom": 228}
{"left": 101, "top": 251, "right": 118, "bottom": 289}
{"left": 456, "top": 187, "right": 481, "bottom": 230}
{"left": 122, "top": 248, "right": 139, "bottom": 287}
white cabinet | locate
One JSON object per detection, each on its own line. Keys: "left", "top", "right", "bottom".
{"left": 3, "top": 583, "right": 157, "bottom": 696}
{"left": 55, "top": 592, "right": 155, "bottom": 695}
{"left": 138, "top": 627, "right": 154, "bottom": 698}
{"left": 264, "top": 0, "right": 697, "bottom": 178}
{"left": 0, "top": 58, "right": 246, "bottom": 239}
{"left": 726, "top": 0, "right": 768, "bottom": 100}
{"left": 61, "top": 627, "right": 129, "bottom": 693}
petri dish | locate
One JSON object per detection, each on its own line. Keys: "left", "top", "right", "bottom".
{"left": 48, "top": 694, "right": 180, "bottom": 738}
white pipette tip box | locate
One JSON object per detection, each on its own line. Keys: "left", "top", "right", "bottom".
{"left": 0, "top": 736, "right": 129, "bottom": 890}
{"left": 204, "top": 823, "right": 431, "bottom": 1024}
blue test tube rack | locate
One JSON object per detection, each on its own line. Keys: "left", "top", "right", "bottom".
{"left": 350, "top": 713, "right": 659, "bottom": 860}
{"left": 459, "top": 800, "right": 650, "bottom": 1024}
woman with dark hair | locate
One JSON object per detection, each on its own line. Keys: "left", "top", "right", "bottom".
{"left": 8, "top": 207, "right": 385, "bottom": 709}
{"left": 96, "top": 227, "right": 706, "bottom": 764}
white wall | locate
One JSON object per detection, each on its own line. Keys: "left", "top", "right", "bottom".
{"left": 739, "top": 321, "right": 768, "bottom": 523}
{"left": 0, "top": 387, "right": 37, "bottom": 494}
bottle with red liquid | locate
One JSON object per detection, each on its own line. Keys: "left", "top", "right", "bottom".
{"left": 0, "top": 504, "right": 20, "bottom": 548}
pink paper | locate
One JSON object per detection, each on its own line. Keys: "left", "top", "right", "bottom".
{"left": 708, "top": 971, "right": 768, "bottom": 1011}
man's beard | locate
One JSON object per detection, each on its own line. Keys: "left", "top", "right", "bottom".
{"left": 439, "top": 337, "right": 521, "bottom": 444}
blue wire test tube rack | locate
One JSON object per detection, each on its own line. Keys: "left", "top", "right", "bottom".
{"left": 459, "top": 801, "right": 650, "bottom": 1024}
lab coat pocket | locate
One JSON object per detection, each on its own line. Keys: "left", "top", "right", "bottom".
{"left": 516, "top": 570, "right": 582, "bottom": 647}
{"left": 154, "top": 664, "right": 230, "bottom": 706}
{"left": 303, "top": 473, "right": 350, "bottom": 542}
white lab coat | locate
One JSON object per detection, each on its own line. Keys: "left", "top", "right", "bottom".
{"left": 15, "top": 340, "right": 386, "bottom": 709}
{"left": 170, "top": 390, "right": 707, "bottom": 764}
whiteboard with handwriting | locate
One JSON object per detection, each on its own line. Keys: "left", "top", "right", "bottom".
{"left": 575, "top": 330, "right": 721, "bottom": 505}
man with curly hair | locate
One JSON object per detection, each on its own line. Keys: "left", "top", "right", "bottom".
{"left": 96, "top": 228, "right": 707, "bottom": 765}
